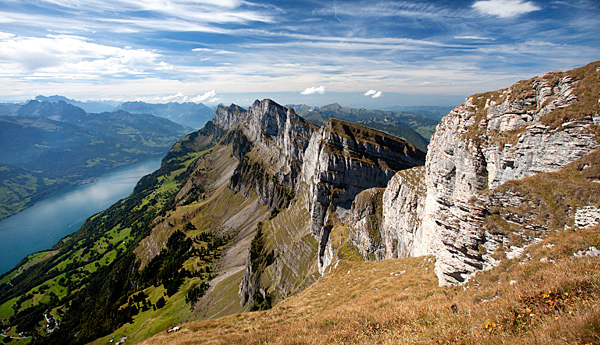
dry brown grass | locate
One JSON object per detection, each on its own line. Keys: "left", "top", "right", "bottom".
{"left": 140, "top": 222, "right": 600, "bottom": 345}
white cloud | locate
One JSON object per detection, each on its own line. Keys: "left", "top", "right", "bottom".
{"left": 161, "top": 93, "right": 186, "bottom": 102}
{"left": 35, "top": 0, "right": 273, "bottom": 25}
{"left": 0, "top": 33, "right": 168, "bottom": 78}
{"left": 365, "top": 90, "right": 383, "bottom": 98}
{"left": 301, "top": 86, "right": 325, "bottom": 95}
{"left": 472, "top": 0, "right": 541, "bottom": 18}
{"left": 133, "top": 90, "right": 220, "bottom": 104}
{"left": 190, "top": 90, "right": 218, "bottom": 103}
{"left": 454, "top": 36, "right": 494, "bottom": 40}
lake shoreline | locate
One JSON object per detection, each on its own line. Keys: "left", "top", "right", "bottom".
{"left": 0, "top": 154, "right": 166, "bottom": 222}
{"left": 0, "top": 155, "right": 165, "bottom": 275}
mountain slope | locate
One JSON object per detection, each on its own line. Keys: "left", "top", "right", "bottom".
{"left": 0, "top": 101, "right": 192, "bottom": 220}
{"left": 119, "top": 101, "right": 213, "bottom": 129}
{"left": 0, "top": 99, "right": 425, "bottom": 344}
{"left": 142, "top": 223, "right": 600, "bottom": 345}
{"left": 0, "top": 164, "right": 60, "bottom": 220}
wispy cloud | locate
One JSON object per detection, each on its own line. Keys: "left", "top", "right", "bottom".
{"left": 301, "top": 86, "right": 326, "bottom": 95}
{"left": 35, "top": 0, "right": 273, "bottom": 24}
{"left": 134, "top": 90, "right": 220, "bottom": 104}
{"left": 454, "top": 36, "right": 494, "bottom": 40}
{"left": 0, "top": 0, "right": 598, "bottom": 106}
{"left": 0, "top": 34, "right": 169, "bottom": 78}
{"left": 472, "top": 0, "right": 541, "bottom": 18}
{"left": 314, "top": 1, "right": 456, "bottom": 19}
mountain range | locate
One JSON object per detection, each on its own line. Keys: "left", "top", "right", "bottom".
{"left": 31, "top": 95, "right": 214, "bottom": 130}
{"left": 117, "top": 101, "right": 214, "bottom": 129}
{"left": 1, "top": 60, "right": 599, "bottom": 345}
{"left": 0, "top": 100, "right": 192, "bottom": 219}
{"left": 288, "top": 102, "right": 438, "bottom": 151}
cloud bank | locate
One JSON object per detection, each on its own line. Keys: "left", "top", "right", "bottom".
{"left": 135, "top": 90, "right": 220, "bottom": 104}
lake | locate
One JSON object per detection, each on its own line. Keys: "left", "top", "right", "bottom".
{"left": 0, "top": 155, "right": 163, "bottom": 275}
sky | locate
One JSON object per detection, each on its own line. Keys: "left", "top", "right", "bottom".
{"left": 0, "top": 0, "right": 599, "bottom": 108}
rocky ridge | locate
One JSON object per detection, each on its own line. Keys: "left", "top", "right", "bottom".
{"left": 206, "top": 100, "right": 427, "bottom": 308}
{"left": 348, "top": 60, "right": 600, "bottom": 285}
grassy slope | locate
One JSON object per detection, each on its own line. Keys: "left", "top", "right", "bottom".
{"left": 140, "top": 133, "right": 600, "bottom": 345}
{"left": 141, "top": 223, "right": 600, "bottom": 345}
{"left": 141, "top": 228, "right": 600, "bottom": 345}
{"left": 89, "top": 139, "right": 271, "bottom": 344}
{"left": 0, "top": 127, "right": 218, "bottom": 343}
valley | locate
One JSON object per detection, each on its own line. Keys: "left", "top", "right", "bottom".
{"left": 0, "top": 60, "right": 599, "bottom": 345}
{"left": 0, "top": 155, "right": 163, "bottom": 275}
{"left": 0, "top": 100, "right": 192, "bottom": 220}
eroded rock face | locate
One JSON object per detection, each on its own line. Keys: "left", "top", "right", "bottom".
{"left": 213, "top": 104, "right": 247, "bottom": 131}
{"left": 381, "top": 166, "right": 427, "bottom": 258}
{"left": 233, "top": 101, "right": 427, "bottom": 306}
{"left": 349, "top": 61, "right": 600, "bottom": 285}
{"left": 422, "top": 68, "right": 599, "bottom": 284}
{"left": 347, "top": 188, "right": 385, "bottom": 261}
{"left": 299, "top": 119, "right": 426, "bottom": 273}
{"left": 215, "top": 100, "right": 316, "bottom": 209}
{"left": 347, "top": 166, "right": 428, "bottom": 261}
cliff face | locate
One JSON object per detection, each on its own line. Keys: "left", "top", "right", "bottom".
{"left": 348, "top": 166, "right": 427, "bottom": 261}
{"left": 231, "top": 102, "right": 427, "bottom": 308}
{"left": 214, "top": 100, "right": 316, "bottom": 207}
{"left": 300, "top": 119, "right": 426, "bottom": 273}
{"left": 350, "top": 60, "right": 600, "bottom": 285}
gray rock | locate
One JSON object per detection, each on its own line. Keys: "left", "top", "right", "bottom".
{"left": 353, "top": 66, "right": 600, "bottom": 285}
{"left": 575, "top": 206, "right": 600, "bottom": 229}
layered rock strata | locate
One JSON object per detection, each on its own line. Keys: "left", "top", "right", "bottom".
{"left": 226, "top": 100, "right": 426, "bottom": 307}
{"left": 349, "top": 60, "right": 600, "bottom": 285}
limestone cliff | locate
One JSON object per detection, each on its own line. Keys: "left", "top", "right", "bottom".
{"left": 214, "top": 100, "right": 316, "bottom": 208}
{"left": 233, "top": 103, "right": 426, "bottom": 308}
{"left": 349, "top": 60, "right": 600, "bottom": 285}
{"left": 348, "top": 166, "right": 426, "bottom": 261}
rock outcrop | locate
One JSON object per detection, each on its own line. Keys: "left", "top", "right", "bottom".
{"left": 348, "top": 166, "right": 428, "bottom": 261}
{"left": 231, "top": 101, "right": 427, "bottom": 308}
{"left": 349, "top": 60, "right": 600, "bottom": 285}
{"left": 300, "top": 119, "right": 426, "bottom": 273}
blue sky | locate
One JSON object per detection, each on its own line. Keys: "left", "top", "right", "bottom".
{"left": 0, "top": 0, "right": 599, "bottom": 108}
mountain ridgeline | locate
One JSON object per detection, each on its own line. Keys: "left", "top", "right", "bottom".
{"left": 0, "top": 100, "right": 192, "bottom": 220}
{"left": 289, "top": 102, "right": 437, "bottom": 151}
{"left": 0, "top": 98, "right": 425, "bottom": 343}
{"left": 2, "top": 60, "right": 600, "bottom": 344}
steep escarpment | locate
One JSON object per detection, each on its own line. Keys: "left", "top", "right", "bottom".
{"left": 349, "top": 60, "right": 600, "bottom": 285}
{"left": 348, "top": 165, "right": 427, "bottom": 261}
{"left": 236, "top": 109, "right": 426, "bottom": 309}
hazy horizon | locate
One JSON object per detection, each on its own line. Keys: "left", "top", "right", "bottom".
{"left": 1, "top": 0, "right": 599, "bottom": 108}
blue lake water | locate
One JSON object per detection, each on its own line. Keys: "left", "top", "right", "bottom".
{"left": 0, "top": 155, "right": 163, "bottom": 275}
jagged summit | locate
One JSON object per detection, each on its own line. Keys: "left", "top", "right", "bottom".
{"left": 6, "top": 59, "right": 600, "bottom": 344}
